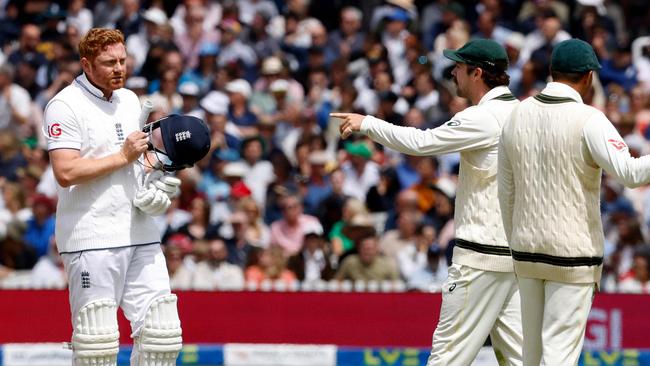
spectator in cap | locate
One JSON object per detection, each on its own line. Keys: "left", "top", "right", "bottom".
{"left": 191, "top": 237, "right": 245, "bottom": 290}
{"left": 174, "top": 4, "right": 220, "bottom": 70}
{"left": 217, "top": 18, "right": 258, "bottom": 69}
{"left": 303, "top": 150, "right": 333, "bottom": 216}
{"left": 505, "top": 32, "right": 526, "bottom": 96}
{"left": 125, "top": 6, "right": 168, "bottom": 74}
{"left": 341, "top": 141, "right": 380, "bottom": 202}
{"left": 226, "top": 78, "right": 259, "bottom": 137}
{"left": 329, "top": 198, "right": 368, "bottom": 258}
{"left": 270, "top": 193, "right": 324, "bottom": 257}
{"left": 200, "top": 90, "right": 241, "bottom": 152}
{"left": 177, "top": 81, "right": 202, "bottom": 116}
{"left": 125, "top": 76, "right": 149, "bottom": 99}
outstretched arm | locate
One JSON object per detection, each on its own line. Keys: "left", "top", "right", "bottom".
{"left": 331, "top": 110, "right": 498, "bottom": 156}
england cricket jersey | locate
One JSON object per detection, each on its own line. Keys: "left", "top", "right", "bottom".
{"left": 43, "top": 74, "right": 160, "bottom": 253}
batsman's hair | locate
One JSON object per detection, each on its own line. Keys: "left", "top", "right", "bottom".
{"left": 550, "top": 70, "right": 589, "bottom": 84}
{"left": 78, "top": 28, "right": 125, "bottom": 62}
{"left": 467, "top": 65, "right": 510, "bottom": 89}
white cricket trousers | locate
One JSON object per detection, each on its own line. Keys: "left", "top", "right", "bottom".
{"left": 518, "top": 278, "right": 595, "bottom": 366}
{"left": 427, "top": 264, "right": 523, "bottom": 366}
{"left": 62, "top": 244, "right": 172, "bottom": 340}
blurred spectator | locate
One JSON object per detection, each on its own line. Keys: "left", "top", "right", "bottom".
{"left": 326, "top": 7, "right": 365, "bottom": 64}
{"left": 237, "top": 196, "right": 271, "bottom": 248}
{"left": 287, "top": 230, "right": 336, "bottom": 282}
{"left": 335, "top": 235, "right": 399, "bottom": 281}
{"left": 66, "top": 0, "right": 92, "bottom": 36}
{"left": 224, "top": 210, "right": 256, "bottom": 267}
{"left": 217, "top": 19, "right": 257, "bottom": 69}
{"left": 240, "top": 136, "right": 274, "bottom": 206}
{"left": 329, "top": 198, "right": 368, "bottom": 257}
{"left": 192, "top": 237, "right": 245, "bottom": 290}
{"left": 93, "top": 0, "right": 123, "bottom": 29}
{"left": 22, "top": 194, "right": 55, "bottom": 258}
{"left": 472, "top": 10, "right": 512, "bottom": 46}
{"left": 125, "top": 7, "right": 167, "bottom": 74}
{"left": 115, "top": 0, "right": 142, "bottom": 40}
{"left": 406, "top": 242, "right": 447, "bottom": 292}
{"left": 226, "top": 78, "right": 258, "bottom": 136}
{"left": 380, "top": 209, "right": 422, "bottom": 264}
{"left": 302, "top": 150, "right": 333, "bottom": 216}
{"left": 174, "top": 4, "right": 220, "bottom": 70}
{"left": 618, "top": 247, "right": 650, "bottom": 293}
{"left": 245, "top": 245, "right": 297, "bottom": 286}
{"left": 365, "top": 167, "right": 401, "bottom": 214}
{"left": 270, "top": 193, "right": 323, "bottom": 256}
{"left": 30, "top": 239, "right": 66, "bottom": 289}
{"left": 0, "top": 220, "right": 36, "bottom": 270}
{"left": 170, "top": 194, "right": 219, "bottom": 241}
{"left": 178, "top": 81, "right": 202, "bottom": 115}
{"left": 341, "top": 141, "right": 380, "bottom": 201}
{"left": 164, "top": 236, "right": 195, "bottom": 290}
{"left": 0, "top": 64, "right": 31, "bottom": 134}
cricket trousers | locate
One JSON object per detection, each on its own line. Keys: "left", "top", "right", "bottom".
{"left": 62, "top": 244, "right": 173, "bottom": 365}
{"left": 427, "top": 263, "right": 523, "bottom": 366}
{"left": 518, "top": 278, "right": 595, "bottom": 366}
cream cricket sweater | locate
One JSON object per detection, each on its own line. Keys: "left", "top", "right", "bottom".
{"left": 500, "top": 82, "right": 650, "bottom": 283}
{"left": 361, "top": 86, "right": 519, "bottom": 272}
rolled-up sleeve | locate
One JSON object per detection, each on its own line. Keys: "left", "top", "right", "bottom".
{"left": 583, "top": 112, "right": 650, "bottom": 188}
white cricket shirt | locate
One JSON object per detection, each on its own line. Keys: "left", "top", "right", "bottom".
{"left": 43, "top": 73, "right": 160, "bottom": 253}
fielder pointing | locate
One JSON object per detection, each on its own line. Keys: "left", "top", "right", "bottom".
{"left": 332, "top": 39, "right": 523, "bottom": 365}
{"left": 498, "top": 39, "right": 650, "bottom": 365}
{"left": 43, "top": 29, "right": 182, "bottom": 366}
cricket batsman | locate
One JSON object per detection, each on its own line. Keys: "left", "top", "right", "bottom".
{"left": 332, "top": 39, "right": 523, "bottom": 365}
{"left": 43, "top": 28, "right": 209, "bottom": 366}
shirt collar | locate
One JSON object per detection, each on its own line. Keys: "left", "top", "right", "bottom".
{"left": 75, "top": 73, "right": 113, "bottom": 102}
{"left": 478, "top": 85, "right": 513, "bottom": 105}
{"left": 540, "top": 82, "right": 583, "bottom": 104}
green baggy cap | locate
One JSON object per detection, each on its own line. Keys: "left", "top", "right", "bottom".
{"left": 551, "top": 39, "right": 601, "bottom": 73}
{"left": 443, "top": 39, "right": 509, "bottom": 71}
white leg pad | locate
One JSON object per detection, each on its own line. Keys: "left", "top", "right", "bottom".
{"left": 72, "top": 299, "right": 120, "bottom": 366}
{"left": 132, "top": 294, "right": 183, "bottom": 366}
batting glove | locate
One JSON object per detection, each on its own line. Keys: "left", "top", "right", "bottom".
{"left": 145, "top": 171, "right": 181, "bottom": 198}
{"left": 133, "top": 187, "right": 171, "bottom": 216}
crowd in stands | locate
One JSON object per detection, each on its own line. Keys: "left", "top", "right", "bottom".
{"left": 1, "top": 0, "right": 650, "bottom": 294}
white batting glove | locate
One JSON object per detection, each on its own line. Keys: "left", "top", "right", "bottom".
{"left": 145, "top": 171, "right": 181, "bottom": 198}
{"left": 133, "top": 187, "right": 171, "bottom": 216}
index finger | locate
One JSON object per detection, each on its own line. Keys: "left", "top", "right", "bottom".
{"left": 330, "top": 113, "right": 351, "bottom": 119}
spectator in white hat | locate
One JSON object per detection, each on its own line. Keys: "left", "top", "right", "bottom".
{"left": 126, "top": 7, "right": 168, "bottom": 73}
{"left": 200, "top": 91, "right": 241, "bottom": 152}
{"left": 226, "top": 78, "right": 259, "bottom": 137}
{"left": 178, "top": 81, "right": 202, "bottom": 117}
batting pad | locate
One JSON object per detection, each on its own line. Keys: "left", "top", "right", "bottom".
{"left": 72, "top": 299, "right": 120, "bottom": 366}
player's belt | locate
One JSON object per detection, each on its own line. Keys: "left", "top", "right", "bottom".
{"left": 533, "top": 93, "right": 577, "bottom": 104}
{"left": 510, "top": 249, "right": 603, "bottom": 267}
{"left": 455, "top": 239, "right": 512, "bottom": 256}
